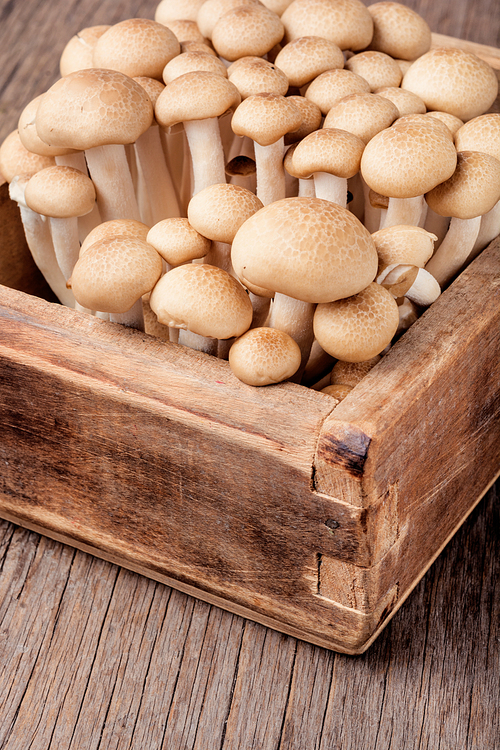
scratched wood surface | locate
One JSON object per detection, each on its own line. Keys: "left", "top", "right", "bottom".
{"left": 0, "top": 0, "right": 499, "bottom": 748}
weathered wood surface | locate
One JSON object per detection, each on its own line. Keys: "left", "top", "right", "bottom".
{"left": 0, "top": 0, "right": 499, "bottom": 746}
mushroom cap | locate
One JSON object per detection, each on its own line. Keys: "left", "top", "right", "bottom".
{"left": 197, "top": 0, "right": 263, "bottom": 39}
{"left": 313, "top": 282, "right": 399, "bottom": 362}
{"left": 284, "top": 96, "right": 322, "bottom": 145}
{"left": 59, "top": 25, "right": 111, "bottom": 77}
{"left": 393, "top": 112, "right": 454, "bottom": 140}
{"left": 24, "top": 165, "right": 96, "bottom": 218}
{"left": 132, "top": 76, "right": 165, "bottom": 109}
{"left": 320, "top": 383, "right": 353, "bottom": 401}
{"left": 425, "top": 150, "right": 500, "bottom": 220}
{"left": 80, "top": 218, "right": 151, "bottom": 255}
{"left": 371, "top": 225, "right": 437, "bottom": 268}
{"left": 92, "top": 19, "right": 181, "bottom": 80}
{"left": 155, "top": 0, "right": 207, "bottom": 23}
{"left": 367, "top": 2, "right": 432, "bottom": 60}
{"left": 36, "top": 69, "right": 154, "bottom": 150}
{"left": 274, "top": 36, "right": 344, "bottom": 88}
{"left": 323, "top": 93, "right": 399, "bottom": 145}
{"left": 162, "top": 51, "right": 227, "bottom": 84}
{"left": 304, "top": 68, "right": 370, "bottom": 115}
{"left": 149, "top": 263, "right": 253, "bottom": 339}
{"left": 155, "top": 71, "right": 241, "bottom": 128}
{"left": 290, "top": 127, "right": 365, "bottom": 179}
{"left": 231, "top": 196, "right": 379, "bottom": 303}
{"left": 401, "top": 48, "right": 499, "bottom": 122}
{"left": 161, "top": 19, "right": 208, "bottom": 44}
{"left": 229, "top": 327, "right": 302, "bottom": 385}
{"left": 147, "top": 218, "right": 211, "bottom": 264}
{"left": 227, "top": 57, "right": 289, "bottom": 99}
{"left": 0, "top": 129, "right": 55, "bottom": 183}
{"left": 454, "top": 113, "right": 500, "bottom": 162}
{"left": 360, "top": 119, "right": 458, "bottom": 198}
{"left": 231, "top": 93, "right": 303, "bottom": 146}
{"left": 187, "top": 183, "right": 264, "bottom": 243}
{"left": 70, "top": 236, "right": 163, "bottom": 313}
{"left": 345, "top": 51, "right": 402, "bottom": 92}
{"left": 330, "top": 355, "right": 381, "bottom": 386}
{"left": 426, "top": 111, "right": 465, "bottom": 137}
{"left": 374, "top": 87, "right": 426, "bottom": 117}
{"left": 211, "top": 5, "right": 285, "bottom": 62}
{"left": 281, "top": 0, "right": 374, "bottom": 51}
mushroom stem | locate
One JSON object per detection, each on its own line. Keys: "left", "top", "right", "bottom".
{"left": 183, "top": 117, "right": 227, "bottom": 196}
{"left": 471, "top": 200, "right": 500, "bottom": 257}
{"left": 380, "top": 195, "right": 425, "bottom": 229}
{"left": 249, "top": 292, "right": 271, "bottom": 328}
{"left": 55, "top": 152, "right": 87, "bottom": 171}
{"left": 109, "top": 298, "right": 145, "bottom": 331}
{"left": 204, "top": 240, "right": 232, "bottom": 274}
{"left": 425, "top": 215, "right": 482, "bottom": 287}
{"left": 254, "top": 138, "right": 286, "bottom": 206}
{"left": 298, "top": 178, "right": 316, "bottom": 197}
{"left": 268, "top": 293, "right": 315, "bottom": 374}
{"left": 405, "top": 268, "right": 441, "bottom": 306}
{"left": 178, "top": 328, "right": 218, "bottom": 355}
{"left": 49, "top": 216, "right": 81, "bottom": 281}
{"left": 313, "top": 172, "right": 347, "bottom": 207}
{"left": 85, "top": 144, "right": 141, "bottom": 222}
{"left": 423, "top": 204, "right": 449, "bottom": 249}
{"left": 134, "top": 123, "right": 181, "bottom": 224}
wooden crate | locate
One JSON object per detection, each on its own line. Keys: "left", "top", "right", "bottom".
{"left": 0, "top": 37, "right": 499, "bottom": 655}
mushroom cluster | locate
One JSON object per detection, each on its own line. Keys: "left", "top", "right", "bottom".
{"left": 1, "top": 0, "right": 499, "bottom": 393}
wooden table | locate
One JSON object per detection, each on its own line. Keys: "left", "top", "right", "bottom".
{"left": 0, "top": 1, "right": 499, "bottom": 747}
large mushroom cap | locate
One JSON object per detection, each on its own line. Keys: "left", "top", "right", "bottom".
{"left": 281, "top": 0, "right": 374, "bottom": 51}
{"left": 290, "top": 127, "right": 365, "bottom": 179}
{"left": 304, "top": 68, "right": 371, "bottom": 115}
{"left": 231, "top": 196, "right": 378, "bottom": 303}
{"left": 231, "top": 93, "right": 303, "bottom": 146}
{"left": 24, "top": 165, "right": 96, "bottom": 218}
{"left": 80, "top": 218, "right": 151, "bottom": 256}
{"left": 274, "top": 36, "right": 345, "bottom": 88}
{"left": 425, "top": 150, "right": 500, "bottom": 219}
{"left": 155, "top": 71, "right": 241, "bottom": 129}
{"left": 367, "top": 2, "right": 432, "bottom": 61}
{"left": 187, "top": 183, "right": 264, "bottom": 243}
{"left": 454, "top": 113, "right": 500, "bottom": 161}
{"left": 36, "top": 69, "right": 154, "bottom": 150}
{"left": 323, "top": 93, "right": 399, "bottom": 145}
{"left": 211, "top": 5, "right": 285, "bottom": 61}
{"left": 227, "top": 57, "right": 289, "bottom": 100}
{"left": 59, "top": 25, "right": 111, "bottom": 77}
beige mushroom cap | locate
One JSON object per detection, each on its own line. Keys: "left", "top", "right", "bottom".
{"left": 80, "top": 219, "right": 151, "bottom": 256}
{"left": 24, "top": 165, "right": 96, "bottom": 218}
{"left": 304, "top": 68, "right": 370, "bottom": 115}
{"left": 374, "top": 87, "right": 426, "bottom": 117}
{"left": 425, "top": 150, "right": 500, "bottom": 220}
{"left": 92, "top": 19, "right": 181, "bottom": 80}
{"left": 371, "top": 225, "right": 437, "bottom": 267}
{"left": 330, "top": 355, "right": 381, "bottom": 386}
{"left": 132, "top": 76, "right": 166, "bottom": 109}
{"left": 0, "top": 130, "right": 55, "bottom": 183}
{"left": 360, "top": 119, "right": 458, "bottom": 198}
{"left": 323, "top": 93, "right": 399, "bottom": 145}
{"left": 320, "top": 383, "right": 353, "bottom": 401}
{"left": 59, "top": 25, "right": 111, "bottom": 77}
{"left": 426, "top": 111, "right": 465, "bottom": 138}
{"left": 284, "top": 96, "right": 322, "bottom": 145}
{"left": 290, "top": 128, "right": 365, "bottom": 179}
{"left": 211, "top": 6, "right": 285, "bottom": 62}
{"left": 36, "top": 69, "right": 154, "bottom": 150}
{"left": 345, "top": 51, "right": 402, "bottom": 92}
{"left": 229, "top": 327, "right": 302, "bottom": 385}
{"left": 231, "top": 93, "right": 303, "bottom": 146}
{"left": 227, "top": 57, "right": 289, "bottom": 99}
{"left": 281, "top": 0, "right": 374, "bottom": 51}
{"left": 313, "top": 282, "right": 399, "bottom": 362}
{"left": 155, "top": 71, "right": 241, "bottom": 129}
{"left": 18, "top": 96, "right": 74, "bottom": 157}
{"left": 162, "top": 51, "right": 227, "bottom": 84}
{"left": 231, "top": 196, "right": 378, "bottom": 303}
{"left": 155, "top": 0, "right": 207, "bottom": 23}
{"left": 197, "top": 0, "right": 263, "bottom": 39}
{"left": 401, "top": 48, "right": 498, "bottom": 122}
{"left": 162, "top": 19, "right": 208, "bottom": 45}
{"left": 454, "top": 113, "right": 500, "bottom": 161}
{"left": 274, "top": 36, "right": 344, "bottom": 88}
{"left": 149, "top": 263, "right": 253, "bottom": 339}
{"left": 187, "top": 183, "right": 264, "bottom": 243}
{"left": 70, "top": 236, "right": 163, "bottom": 313}
{"left": 147, "top": 218, "right": 211, "bottom": 265}
{"left": 367, "top": 2, "right": 432, "bottom": 61}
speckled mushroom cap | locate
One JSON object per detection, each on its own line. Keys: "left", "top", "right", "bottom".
{"left": 323, "top": 93, "right": 399, "bottom": 145}
{"left": 24, "top": 165, "right": 96, "bottom": 218}
{"left": 18, "top": 96, "right": 79, "bottom": 157}
{"left": 227, "top": 57, "right": 288, "bottom": 99}
{"left": 80, "top": 219, "right": 151, "bottom": 256}
{"left": 259, "top": 0, "right": 295, "bottom": 13}
{"left": 155, "top": 71, "right": 241, "bottom": 129}
{"left": 290, "top": 128, "right": 365, "bottom": 179}
{"left": 345, "top": 51, "right": 402, "bottom": 92}
{"left": 147, "top": 218, "right": 211, "bottom": 265}
{"left": 360, "top": 119, "right": 458, "bottom": 198}
{"left": 181, "top": 41, "right": 217, "bottom": 56}
{"left": 231, "top": 93, "right": 303, "bottom": 146}
{"left": 366, "top": 2, "right": 432, "bottom": 61}
{"left": 284, "top": 96, "right": 322, "bottom": 145}
{"left": 155, "top": 0, "right": 207, "bottom": 23}
{"left": 161, "top": 19, "right": 208, "bottom": 45}
{"left": 149, "top": 263, "right": 253, "bottom": 339}
{"left": 426, "top": 111, "right": 464, "bottom": 137}
{"left": 35, "top": 69, "right": 154, "bottom": 150}
{"left": 281, "top": 0, "right": 373, "bottom": 50}
{"left": 304, "top": 69, "right": 370, "bottom": 115}
{"left": 274, "top": 36, "right": 344, "bottom": 88}
{"left": 197, "top": 0, "right": 263, "bottom": 40}
{"left": 59, "top": 25, "right": 111, "bottom": 77}
{"left": 228, "top": 327, "right": 302, "bottom": 386}
{"left": 70, "top": 236, "right": 163, "bottom": 313}
{"left": 374, "top": 87, "right": 426, "bottom": 118}
{"left": 0, "top": 130, "right": 56, "bottom": 182}
{"left": 132, "top": 76, "right": 165, "bottom": 109}
{"left": 330, "top": 355, "right": 381, "bottom": 386}
{"left": 187, "top": 183, "right": 264, "bottom": 243}
{"left": 371, "top": 225, "right": 437, "bottom": 268}
{"left": 401, "top": 48, "right": 498, "bottom": 122}
{"left": 425, "top": 151, "right": 500, "bottom": 220}
{"left": 454, "top": 113, "right": 500, "bottom": 161}
{"left": 313, "top": 282, "right": 399, "bottom": 362}
{"left": 392, "top": 113, "right": 454, "bottom": 140}
{"left": 231, "top": 197, "right": 379, "bottom": 303}
{"left": 162, "top": 51, "right": 227, "bottom": 84}
{"left": 211, "top": 6, "right": 285, "bottom": 62}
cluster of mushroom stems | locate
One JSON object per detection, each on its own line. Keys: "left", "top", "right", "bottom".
{"left": 1, "top": 0, "right": 499, "bottom": 393}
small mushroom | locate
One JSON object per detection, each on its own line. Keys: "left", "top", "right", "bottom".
{"left": 228, "top": 327, "right": 302, "bottom": 386}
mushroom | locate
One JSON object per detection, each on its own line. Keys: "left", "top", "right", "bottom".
{"left": 80, "top": 219, "right": 151, "bottom": 256}
{"left": 0, "top": 130, "right": 55, "bottom": 183}
{"left": 330, "top": 356, "right": 381, "bottom": 387}
{"left": 59, "top": 25, "right": 111, "bottom": 76}
{"left": 273, "top": 36, "right": 344, "bottom": 90}
{"left": 304, "top": 69, "right": 371, "bottom": 116}
{"left": 147, "top": 217, "right": 211, "bottom": 267}
{"left": 345, "top": 51, "right": 402, "bottom": 92}
{"left": 196, "top": 0, "right": 263, "bottom": 40}
{"left": 227, "top": 56, "right": 289, "bottom": 100}
{"left": 155, "top": 0, "right": 207, "bottom": 24}
{"left": 366, "top": 2, "right": 432, "bottom": 61}
{"left": 374, "top": 87, "right": 426, "bottom": 118}
{"left": 228, "top": 327, "right": 302, "bottom": 385}
{"left": 211, "top": 5, "right": 285, "bottom": 62}
{"left": 281, "top": 0, "right": 374, "bottom": 51}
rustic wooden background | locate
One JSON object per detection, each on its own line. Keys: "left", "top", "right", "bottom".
{"left": 0, "top": 0, "right": 499, "bottom": 748}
